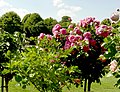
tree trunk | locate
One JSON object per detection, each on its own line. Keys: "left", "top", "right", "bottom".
{"left": 88, "top": 78, "right": 92, "bottom": 92}
{"left": 84, "top": 78, "right": 87, "bottom": 92}
{"left": 5, "top": 78, "right": 9, "bottom": 92}
{"left": 1, "top": 75, "right": 4, "bottom": 92}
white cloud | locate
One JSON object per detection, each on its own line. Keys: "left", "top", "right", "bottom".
{"left": 64, "top": 6, "right": 81, "bottom": 12}
{"left": 0, "top": 0, "right": 29, "bottom": 19}
{"left": 0, "top": 0, "right": 12, "bottom": 8}
{"left": 57, "top": 8, "right": 75, "bottom": 18}
{"left": 53, "top": 0, "right": 64, "bottom": 7}
{"left": 57, "top": 3, "right": 64, "bottom": 8}
{"left": 57, "top": 5, "right": 82, "bottom": 19}
{"left": 52, "top": 0, "right": 82, "bottom": 20}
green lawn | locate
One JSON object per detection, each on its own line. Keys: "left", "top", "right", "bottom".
{"left": 0, "top": 76, "right": 120, "bottom": 92}
{"left": 62, "top": 76, "right": 120, "bottom": 92}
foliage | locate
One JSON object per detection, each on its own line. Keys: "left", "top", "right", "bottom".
{"left": 22, "top": 14, "right": 31, "bottom": 24}
{"left": 101, "top": 18, "right": 111, "bottom": 26}
{"left": 0, "top": 29, "right": 23, "bottom": 73}
{"left": 0, "top": 11, "right": 22, "bottom": 34}
{"left": 11, "top": 36, "right": 76, "bottom": 92}
{"left": 60, "top": 16, "right": 72, "bottom": 23}
{"left": 22, "top": 13, "right": 50, "bottom": 37}
{"left": 103, "top": 19, "right": 120, "bottom": 88}
{"left": 35, "top": 21, "right": 51, "bottom": 34}
{"left": 0, "top": 10, "right": 120, "bottom": 92}
{"left": 59, "top": 16, "right": 72, "bottom": 29}
{"left": 0, "top": 27, "right": 26, "bottom": 92}
{"left": 52, "top": 17, "right": 113, "bottom": 92}
{"left": 44, "top": 17, "right": 58, "bottom": 33}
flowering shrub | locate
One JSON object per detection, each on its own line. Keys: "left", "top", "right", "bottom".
{"left": 12, "top": 35, "right": 76, "bottom": 92}
{"left": 103, "top": 15, "right": 120, "bottom": 88}
{"left": 11, "top": 16, "right": 120, "bottom": 92}
{"left": 50, "top": 17, "right": 113, "bottom": 91}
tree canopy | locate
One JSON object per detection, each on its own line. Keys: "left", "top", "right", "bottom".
{"left": 44, "top": 17, "right": 58, "bottom": 33}
{"left": 22, "top": 13, "right": 51, "bottom": 37}
{"left": 0, "top": 11, "right": 22, "bottom": 34}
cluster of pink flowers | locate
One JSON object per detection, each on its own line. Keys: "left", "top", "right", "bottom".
{"left": 79, "top": 17, "right": 100, "bottom": 27}
{"left": 38, "top": 33, "right": 53, "bottom": 40}
{"left": 96, "top": 25, "right": 112, "bottom": 37}
{"left": 52, "top": 24, "right": 67, "bottom": 38}
{"left": 38, "top": 17, "right": 113, "bottom": 64}
{"left": 51, "top": 17, "right": 112, "bottom": 53}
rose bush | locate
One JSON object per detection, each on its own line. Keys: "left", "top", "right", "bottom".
{"left": 11, "top": 35, "right": 78, "bottom": 92}
{"left": 50, "top": 17, "right": 113, "bottom": 92}
{"left": 11, "top": 15, "right": 120, "bottom": 92}
{"left": 103, "top": 14, "right": 120, "bottom": 88}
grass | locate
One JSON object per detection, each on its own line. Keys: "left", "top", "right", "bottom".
{"left": 0, "top": 76, "right": 120, "bottom": 92}
{"left": 62, "top": 76, "right": 120, "bottom": 92}
{"left": 0, "top": 77, "right": 39, "bottom": 92}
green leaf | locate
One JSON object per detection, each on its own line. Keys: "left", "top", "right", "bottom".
{"left": 115, "top": 52, "right": 120, "bottom": 57}
{"left": 15, "top": 75, "right": 22, "bottom": 82}
{"left": 22, "top": 85, "right": 26, "bottom": 89}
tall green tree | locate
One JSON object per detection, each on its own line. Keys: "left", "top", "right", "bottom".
{"left": 59, "top": 16, "right": 72, "bottom": 28}
{"left": 23, "top": 13, "right": 50, "bottom": 37}
{"left": 0, "top": 28, "right": 25, "bottom": 92}
{"left": 60, "top": 16, "right": 72, "bottom": 23}
{"left": 0, "top": 11, "right": 22, "bottom": 34}
{"left": 22, "top": 13, "right": 31, "bottom": 24}
{"left": 34, "top": 21, "right": 51, "bottom": 34}
{"left": 44, "top": 17, "right": 58, "bottom": 33}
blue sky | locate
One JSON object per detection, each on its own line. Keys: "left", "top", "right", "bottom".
{"left": 0, "top": 0, "right": 120, "bottom": 23}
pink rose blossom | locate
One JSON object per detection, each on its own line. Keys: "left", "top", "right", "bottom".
{"left": 60, "top": 28, "right": 67, "bottom": 35}
{"left": 75, "top": 35, "right": 83, "bottom": 41}
{"left": 74, "top": 27, "right": 82, "bottom": 35}
{"left": 86, "top": 17, "right": 95, "bottom": 24}
{"left": 101, "top": 25, "right": 107, "bottom": 28}
{"left": 70, "top": 31, "right": 74, "bottom": 35}
{"left": 79, "top": 19, "right": 87, "bottom": 27}
{"left": 96, "top": 25, "right": 112, "bottom": 37}
{"left": 83, "top": 37, "right": 90, "bottom": 45}
{"left": 68, "top": 24, "right": 74, "bottom": 29}
{"left": 38, "top": 33, "right": 45, "bottom": 39}
{"left": 71, "top": 43, "right": 75, "bottom": 47}
{"left": 53, "top": 31, "right": 60, "bottom": 38}
{"left": 79, "top": 17, "right": 95, "bottom": 27}
{"left": 96, "top": 27, "right": 104, "bottom": 35}
{"left": 68, "top": 35, "right": 76, "bottom": 43}
{"left": 52, "top": 24, "right": 61, "bottom": 33}
{"left": 46, "top": 34, "right": 52, "bottom": 40}
{"left": 63, "top": 41, "right": 71, "bottom": 50}
{"left": 83, "top": 32, "right": 92, "bottom": 38}
{"left": 94, "top": 20, "right": 100, "bottom": 27}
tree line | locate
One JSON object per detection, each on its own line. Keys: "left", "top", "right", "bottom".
{"left": 0, "top": 11, "right": 72, "bottom": 37}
